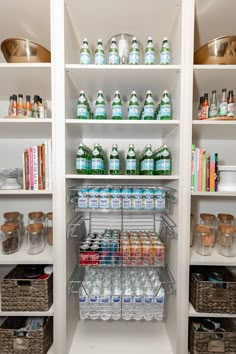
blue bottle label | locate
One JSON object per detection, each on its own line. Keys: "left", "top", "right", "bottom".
{"left": 145, "top": 51, "right": 156, "bottom": 64}
{"left": 80, "top": 52, "right": 91, "bottom": 65}
{"left": 110, "top": 159, "right": 120, "bottom": 171}
{"left": 95, "top": 52, "right": 105, "bottom": 65}
{"left": 160, "top": 104, "right": 171, "bottom": 118}
{"left": 77, "top": 104, "right": 88, "bottom": 118}
{"left": 76, "top": 157, "right": 87, "bottom": 170}
{"left": 126, "top": 159, "right": 136, "bottom": 171}
{"left": 128, "top": 105, "right": 139, "bottom": 118}
{"left": 109, "top": 52, "right": 119, "bottom": 65}
{"left": 142, "top": 158, "right": 154, "bottom": 171}
{"left": 159, "top": 159, "right": 171, "bottom": 171}
{"left": 160, "top": 51, "right": 171, "bottom": 64}
{"left": 143, "top": 105, "right": 154, "bottom": 119}
{"left": 92, "top": 158, "right": 104, "bottom": 171}
{"left": 112, "top": 105, "right": 122, "bottom": 118}
{"left": 129, "top": 51, "right": 140, "bottom": 64}
{"left": 95, "top": 104, "right": 106, "bottom": 118}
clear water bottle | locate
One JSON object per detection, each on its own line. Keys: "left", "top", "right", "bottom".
{"left": 89, "top": 285, "right": 100, "bottom": 320}
{"left": 133, "top": 285, "right": 143, "bottom": 320}
{"left": 111, "top": 284, "right": 122, "bottom": 320}
{"left": 154, "top": 286, "right": 165, "bottom": 321}
{"left": 122, "top": 284, "right": 133, "bottom": 320}
{"left": 79, "top": 287, "right": 89, "bottom": 319}
{"left": 143, "top": 285, "right": 155, "bottom": 321}
{"left": 100, "top": 285, "right": 111, "bottom": 320}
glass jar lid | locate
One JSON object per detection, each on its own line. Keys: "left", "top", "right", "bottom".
{"left": 3, "top": 211, "right": 20, "bottom": 219}
{"left": 200, "top": 213, "right": 216, "bottom": 221}
{"left": 1, "top": 222, "right": 18, "bottom": 232}
{"left": 26, "top": 223, "right": 44, "bottom": 232}
{"left": 28, "top": 211, "right": 43, "bottom": 220}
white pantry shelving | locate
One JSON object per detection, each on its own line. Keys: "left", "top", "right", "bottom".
{"left": 189, "top": 303, "right": 236, "bottom": 318}
{"left": 190, "top": 246, "right": 236, "bottom": 266}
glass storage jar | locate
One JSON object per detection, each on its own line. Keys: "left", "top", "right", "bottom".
{"left": 1, "top": 222, "right": 20, "bottom": 254}
{"left": 195, "top": 224, "right": 214, "bottom": 256}
{"left": 26, "top": 223, "right": 45, "bottom": 255}
{"left": 217, "top": 224, "right": 236, "bottom": 257}
{"left": 46, "top": 212, "right": 53, "bottom": 246}
{"left": 217, "top": 213, "right": 234, "bottom": 226}
{"left": 3, "top": 211, "right": 22, "bottom": 234}
{"left": 28, "top": 211, "right": 44, "bottom": 224}
{"left": 200, "top": 213, "right": 216, "bottom": 246}
{"left": 190, "top": 214, "right": 194, "bottom": 247}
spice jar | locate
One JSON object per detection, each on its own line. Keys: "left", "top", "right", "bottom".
{"left": 217, "top": 213, "right": 234, "bottom": 226}
{"left": 190, "top": 214, "right": 194, "bottom": 247}
{"left": 195, "top": 224, "right": 214, "bottom": 256}
{"left": 217, "top": 224, "right": 236, "bottom": 257}
{"left": 1, "top": 222, "right": 20, "bottom": 254}
{"left": 26, "top": 223, "right": 45, "bottom": 255}
{"left": 46, "top": 212, "right": 53, "bottom": 246}
{"left": 200, "top": 213, "right": 216, "bottom": 246}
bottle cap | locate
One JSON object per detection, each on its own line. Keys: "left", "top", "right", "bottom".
{"left": 163, "top": 90, "right": 169, "bottom": 94}
{"left": 115, "top": 90, "right": 120, "bottom": 94}
{"left": 111, "top": 38, "right": 116, "bottom": 42}
{"left": 98, "top": 90, "right": 103, "bottom": 94}
{"left": 44, "top": 265, "right": 53, "bottom": 274}
{"left": 163, "top": 37, "right": 168, "bottom": 41}
{"left": 132, "top": 37, "right": 137, "bottom": 41}
{"left": 28, "top": 211, "right": 43, "bottom": 220}
{"left": 148, "top": 36, "right": 152, "bottom": 41}
{"left": 146, "top": 90, "right": 152, "bottom": 94}
{"left": 98, "top": 39, "right": 103, "bottom": 43}
{"left": 131, "top": 91, "right": 136, "bottom": 95}
{"left": 218, "top": 213, "right": 234, "bottom": 222}
{"left": 80, "top": 90, "right": 85, "bottom": 94}
{"left": 47, "top": 212, "right": 53, "bottom": 220}
{"left": 83, "top": 38, "right": 88, "bottom": 42}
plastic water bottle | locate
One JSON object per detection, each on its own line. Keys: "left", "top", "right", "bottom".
{"left": 143, "top": 286, "right": 155, "bottom": 321}
{"left": 133, "top": 285, "right": 143, "bottom": 320}
{"left": 100, "top": 285, "right": 111, "bottom": 320}
{"left": 79, "top": 287, "right": 89, "bottom": 319}
{"left": 111, "top": 285, "right": 122, "bottom": 320}
{"left": 122, "top": 284, "right": 133, "bottom": 320}
{"left": 89, "top": 285, "right": 100, "bottom": 320}
{"left": 154, "top": 286, "right": 165, "bottom": 321}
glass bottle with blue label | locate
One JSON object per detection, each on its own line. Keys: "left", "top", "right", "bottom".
{"left": 108, "top": 38, "right": 119, "bottom": 65}
{"left": 92, "top": 143, "right": 105, "bottom": 175}
{"left": 76, "top": 143, "right": 87, "bottom": 174}
{"left": 160, "top": 37, "right": 171, "bottom": 65}
{"left": 80, "top": 38, "right": 91, "bottom": 65}
{"left": 95, "top": 39, "right": 105, "bottom": 65}
{"left": 145, "top": 37, "right": 156, "bottom": 65}
{"left": 77, "top": 90, "right": 89, "bottom": 119}
{"left": 141, "top": 144, "right": 154, "bottom": 175}
{"left": 126, "top": 144, "right": 137, "bottom": 175}
{"left": 143, "top": 90, "right": 155, "bottom": 120}
{"left": 112, "top": 91, "right": 123, "bottom": 120}
{"left": 160, "top": 90, "right": 172, "bottom": 120}
{"left": 94, "top": 90, "right": 106, "bottom": 119}
{"left": 159, "top": 144, "right": 171, "bottom": 175}
{"left": 129, "top": 37, "right": 140, "bottom": 65}
{"left": 128, "top": 91, "right": 139, "bottom": 120}
{"left": 109, "top": 144, "right": 120, "bottom": 175}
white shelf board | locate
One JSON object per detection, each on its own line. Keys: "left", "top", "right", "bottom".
{"left": 69, "top": 321, "right": 173, "bottom": 354}
{"left": 0, "top": 190, "right": 53, "bottom": 195}
{"left": 48, "top": 345, "right": 54, "bottom": 354}
{"left": 0, "top": 66, "right": 51, "bottom": 100}
{"left": 191, "top": 191, "right": 236, "bottom": 197}
{"left": 192, "top": 120, "right": 236, "bottom": 140}
{"left": 0, "top": 63, "right": 51, "bottom": 69}
{"left": 0, "top": 118, "right": 52, "bottom": 138}
{"left": 66, "top": 65, "right": 181, "bottom": 99}
{"left": 66, "top": 174, "right": 179, "bottom": 180}
{"left": 0, "top": 242, "right": 53, "bottom": 265}
{"left": 66, "top": 119, "right": 179, "bottom": 139}
{"left": 189, "top": 303, "right": 236, "bottom": 318}
{"left": 193, "top": 66, "right": 236, "bottom": 101}
{"left": 190, "top": 246, "right": 236, "bottom": 266}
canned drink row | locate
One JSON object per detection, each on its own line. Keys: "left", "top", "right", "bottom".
{"left": 77, "top": 186, "right": 166, "bottom": 210}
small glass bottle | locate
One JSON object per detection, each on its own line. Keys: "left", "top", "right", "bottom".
{"left": 46, "top": 212, "right": 53, "bottom": 246}
{"left": 217, "top": 224, "right": 235, "bottom": 257}
{"left": 195, "top": 224, "right": 213, "bottom": 256}
{"left": 26, "top": 223, "right": 45, "bottom": 255}
{"left": 217, "top": 213, "right": 234, "bottom": 226}
{"left": 200, "top": 213, "right": 216, "bottom": 246}
{"left": 1, "top": 222, "right": 20, "bottom": 254}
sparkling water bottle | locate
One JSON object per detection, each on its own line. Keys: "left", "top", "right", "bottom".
{"left": 111, "top": 284, "right": 122, "bottom": 320}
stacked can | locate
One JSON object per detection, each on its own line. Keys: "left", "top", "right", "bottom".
{"left": 80, "top": 232, "right": 103, "bottom": 266}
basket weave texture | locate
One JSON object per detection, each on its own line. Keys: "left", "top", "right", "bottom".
{"left": 1, "top": 265, "right": 53, "bottom": 312}
{"left": 0, "top": 316, "right": 53, "bottom": 354}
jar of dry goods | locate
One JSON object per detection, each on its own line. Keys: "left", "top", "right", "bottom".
{"left": 195, "top": 224, "right": 214, "bottom": 256}
{"left": 217, "top": 213, "right": 234, "bottom": 226}
{"left": 46, "top": 212, "right": 53, "bottom": 246}
{"left": 1, "top": 222, "right": 20, "bottom": 254}
{"left": 26, "top": 223, "right": 45, "bottom": 255}
{"left": 217, "top": 224, "right": 236, "bottom": 257}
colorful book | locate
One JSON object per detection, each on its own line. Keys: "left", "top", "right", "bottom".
{"left": 215, "top": 153, "right": 218, "bottom": 192}
{"left": 194, "top": 148, "right": 199, "bottom": 192}
{"left": 206, "top": 154, "right": 210, "bottom": 192}
{"left": 197, "top": 149, "right": 203, "bottom": 192}
{"left": 191, "top": 144, "right": 195, "bottom": 191}
{"left": 210, "top": 153, "right": 215, "bottom": 192}
{"left": 38, "top": 145, "right": 43, "bottom": 190}
{"left": 201, "top": 151, "right": 207, "bottom": 192}
{"left": 33, "top": 146, "right": 38, "bottom": 190}
{"left": 42, "top": 143, "right": 46, "bottom": 189}
{"left": 28, "top": 147, "right": 34, "bottom": 190}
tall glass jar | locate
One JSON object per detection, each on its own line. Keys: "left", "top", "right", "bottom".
{"left": 217, "top": 224, "right": 236, "bottom": 257}
{"left": 3, "top": 211, "right": 22, "bottom": 235}
{"left": 1, "top": 222, "right": 20, "bottom": 254}
{"left": 217, "top": 213, "right": 234, "bottom": 226}
{"left": 195, "top": 224, "right": 213, "bottom": 256}
{"left": 46, "top": 212, "right": 53, "bottom": 246}
{"left": 200, "top": 213, "right": 216, "bottom": 246}
{"left": 26, "top": 223, "right": 45, "bottom": 255}
{"left": 190, "top": 214, "right": 194, "bottom": 247}
{"left": 28, "top": 211, "right": 44, "bottom": 224}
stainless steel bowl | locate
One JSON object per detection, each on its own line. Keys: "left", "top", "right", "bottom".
{"left": 1, "top": 38, "right": 51, "bottom": 63}
{"left": 106, "top": 33, "right": 142, "bottom": 64}
{"left": 194, "top": 35, "right": 236, "bottom": 65}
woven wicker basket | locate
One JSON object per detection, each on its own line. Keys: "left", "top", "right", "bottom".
{"left": 190, "top": 266, "right": 236, "bottom": 313}
{"left": 189, "top": 319, "right": 236, "bottom": 354}
{"left": 0, "top": 316, "right": 53, "bottom": 354}
{"left": 1, "top": 265, "right": 53, "bottom": 312}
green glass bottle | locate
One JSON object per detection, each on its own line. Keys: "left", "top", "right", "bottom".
{"left": 76, "top": 143, "right": 87, "bottom": 174}
{"left": 108, "top": 38, "right": 119, "bottom": 65}
{"left": 128, "top": 91, "right": 139, "bottom": 120}
{"left": 126, "top": 144, "right": 137, "bottom": 175}
{"left": 77, "top": 90, "right": 89, "bottom": 119}
{"left": 160, "top": 37, "right": 171, "bottom": 65}
{"left": 112, "top": 91, "right": 123, "bottom": 120}
{"left": 129, "top": 37, "right": 140, "bottom": 65}
{"left": 80, "top": 38, "right": 91, "bottom": 65}
{"left": 95, "top": 39, "right": 105, "bottom": 65}
{"left": 109, "top": 144, "right": 120, "bottom": 175}
{"left": 91, "top": 143, "right": 104, "bottom": 175}
{"left": 145, "top": 36, "right": 156, "bottom": 65}
{"left": 94, "top": 90, "right": 106, "bottom": 119}
{"left": 143, "top": 90, "right": 155, "bottom": 120}
{"left": 160, "top": 144, "right": 171, "bottom": 175}
{"left": 142, "top": 144, "right": 154, "bottom": 175}
{"left": 160, "top": 90, "right": 172, "bottom": 120}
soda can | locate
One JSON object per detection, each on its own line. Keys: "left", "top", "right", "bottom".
{"left": 101, "top": 239, "right": 110, "bottom": 266}
{"left": 149, "top": 236, "right": 160, "bottom": 242}
{"left": 152, "top": 240, "right": 165, "bottom": 266}
{"left": 120, "top": 231, "right": 129, "bottom": 237}
{"left": 140, "top": 236, "right": 150, "bottom": 242}
{"left": 130, "top": 236, "right": 139, "bottom": 243}
{"left": 121, "top": 241, "right": 131, "bottom": 266}
{"left": 80, "top": 244, "right": 91, "bottom": 266}
{"left": 110, "top": 239, "right": 119, "bottom": 265}
{"left": 131, "top": 241, "right": 142, "bottom": 266}
{"left": 90, "top": 244, "right": 100, "bottom": 266}
{"left": 142, "top": 241, "right": 153, "bottom": 265}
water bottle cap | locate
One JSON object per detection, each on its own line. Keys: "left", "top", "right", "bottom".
{"left": 111, "top": 38, "right": 116, "bottom": 42}
{"left": 163, "top": 90, "right": 169, "bottom": 94}
{"left": 148, "top": 36, "right": 152, "bottom": 41}
{"left": 98, "top": 90, "right": 103, "bottom": 94}
{"left": 131, "top": 91, "right": 136, "bottom": 95}
{"left": 83, "top": 38, "right": 88, "bottom": 42}
{"left": 163, "top": 37, "right": 168, "bottom": 41}
{"left": 80, "top": 90, "right": 85, "bottom": 94}
{"left": 115, "top": 90, "right": 120, "bottom": 94}
{"left": 98, "top": 39, "right": 103, "bottom": 43}
{"left": 147, "top": 90, "right": 152, "bottom": 94}
{"left": 132, "top": 37, "right": 137, "bottom": 41}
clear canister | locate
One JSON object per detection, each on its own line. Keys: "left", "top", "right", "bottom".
{"left": 200, "top": 213, "right": 216, "bottom": 246}
{"left": 46, "top": 212, "right": 53, "bottom": 246}
{"left": 26, "top": 223, "right": 45, "bottom": 255}
{"left": 1, "top": 222, "right": 20, "bottom": 254}
{"left": 217, "top": 224, "right": 236, "bottom": 257}
{"left": 195, "top": 224, "right": 214, "bottom": 256}
{"left": 28, "top": 211, "right": 44, "bottom": 224}
{"left": 190, "top": 214, "right": 194, "bottom": 247}
{"left": 3, "top": 211, "right": 22, "bottom": 235}
{"left": 217, "top": 213, "right": 234, "bottom": 226}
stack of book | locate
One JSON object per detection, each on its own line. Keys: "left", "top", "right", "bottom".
{"left": 191, "top": 144, "right": 218, "bottom": 192}
{"left": 22, "top": 139, "right": 52, "bottom": 190}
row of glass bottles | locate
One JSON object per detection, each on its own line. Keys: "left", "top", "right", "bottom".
{"left": 76, "top": 143, "right": 171, "bottom": 176}
{"left": 77, "top": 90, "right": 172, "bottom": 120}
{"left": 0, "top": 211, "right": 53, "bottom": 255}
{"left": 198, "top": 89, "right": 235, "bottom": 119}
{"left": 80, "top": 37, "right": 171, "bottom": 65}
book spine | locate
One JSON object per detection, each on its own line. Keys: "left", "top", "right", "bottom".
{"left": 194, "top": 148, "right": 199, "bottom": 192}
{"left": 191, "top": 144, "right": 195, "bottom": 191}
{"left": 33, "top": 146, "right": 38, "bottom": 191}
{"left": 22, "top": 152, "right": 25, "bottom": 190}
{"left": 28, "top": 147, "right": 34, "bottom": 190}
{"left": 201, "top": 152, "right": 207, "bottom": 192}
{"left": 38, "top": 145, "right": 43, "bottom": 190}
{"left": 210, "top": 153, "right": 215, "bottom": 192}
{"left": 48, "top": 139, "right": 52, "bottom": 190}
{"left": 42, "top": 143, "right": 46, "bottom": 190}
{"left": 23, "top": 149, "right": 29, "bottom": 190}
{"left": 215, "top": 153, "right": 218, "bottom": 192}
{"left": 197, "top": 149, "right": 203, "bottom": 192}
{"left": 45, "top": 140, "right": 49, "bottom": 190}
{"left": 206, "top": 154, "right": 210, "bottom": 192}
